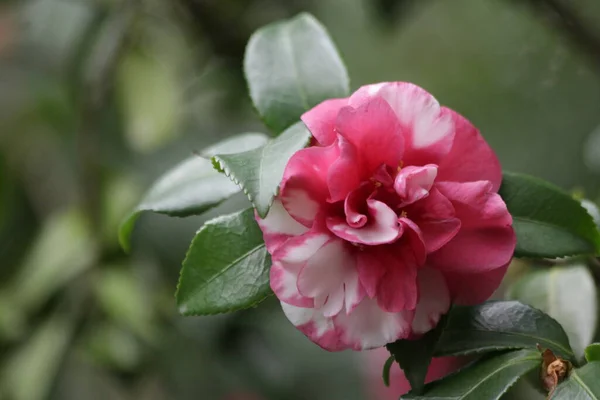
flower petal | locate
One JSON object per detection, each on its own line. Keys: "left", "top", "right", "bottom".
{"left": 407, "top": 188, "right": 461, "bottom": 253}
{"left": 297, "top": 239, "right": 364, "bottom": 317}
{"left": 411, "top": 267, "right": 450, "bottom": 335}
{"left": 437, "top": 109, "right": 502, "bottom": 191}
{"left": 394, "top": 164, "right": 438, "bottom": 207}
{"left": 334, "top": 298, "right": 413, "bottom": 350}
{"left": 351, "top": 82, "right": 454, "bottom": 166}
{"left": 301, "top": 98, "right": 348, "bottom": 146}
{"left": 428, "top": 227, "right": 515, "bottom": 272}
{"left": 281, "top": 145, "right": 339, "bottom": 226}
{"left": 256, "top": 199, "right": 309, "bottom": 254}
{"left": 270, "top": 261, "right": 313, "bottom": 307}
{"left": 280, "top": 302, "right": 346, "bottom": 351}
{"left": 336, "top": 96, "right": 404, "bottom": 177}
{"left": 327, "top": 199, "right": 401, "bottom": 245}
{"left": 327, "top": 135, "right": 361, "bottom": 202}
{"left": 442, "top": 263, "right": 509, "bottom": 305}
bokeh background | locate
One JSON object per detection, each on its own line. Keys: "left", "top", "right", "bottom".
{"left": 1, "top": 0, "right": 599, "bottom": 399}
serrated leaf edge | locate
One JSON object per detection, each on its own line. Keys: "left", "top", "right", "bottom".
{"left": 175, "top": 210, "right": 273, "bottom": 316}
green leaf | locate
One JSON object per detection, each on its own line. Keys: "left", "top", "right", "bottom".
{"left": 499, "top": 172, "right": 600, "bottom": 258}
{"left": 244, "top": 12, "right": 350, "bottom": 134}
{"left": 507, "top": 265, "right": 597, "bottom": 358}
{"left": 387, "top": 314, "right": 448, "bottom": 394}
{"left": 118, "top": 133, "right": 268, "bottom": 252}
{"left": 402, "top": 349, "right": 541, "bottom": 400}
{"left": 213, "top": 122, "right": 311, "bottom": 218}
{"left": 551, "top": 362, "right": 600, "bottom": 399}
{"left": 585, "top": 344, "right": 600, "bottom": 363}
{"left": 382, "top": 356, "right": 394, "bottom": 387}
{"left": 176, "top": 208, "right": 271, "bottom": 315}
{"left": 435, "top": 301, "right": 575, "bottom": 362}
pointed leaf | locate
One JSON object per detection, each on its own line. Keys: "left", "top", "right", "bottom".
{"left": 402, "top": 349, "right": 541, "bottom": 399}
{"left": 213, "top": 122, "right": 311, "bottom": 218}
{"left": 499, "top": 172, "right": 600, "bottom": 258}
{"left": 507, "top": 265, "right": 597, "bottom": 358}
{"left": 119, "top": 133, "right": 268, "bottom": 252}
{"left": 551, "top": 362, "right": 600, "bottom": 399}
{"left": 585, "top": 344, "right": 600, "bottom": 363}
{"left": 435, "top": 301, "right": 575, "bottom": 362}
{"left": 244, "top": 12, "right": 350, "bottom": 134}
{"left": 176, "top": 208, "right": 271, "bottom": 315}
{"left": 387, "top": 314, "right": 448, "bottom": 394}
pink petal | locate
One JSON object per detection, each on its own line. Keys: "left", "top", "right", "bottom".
{"left": 336, "top": 97, "right": 404, "bottom": 177}
{"left": 272, "top": 231, "right": 330, "bottom": 264}
{"left": 327, "top": 199, "right": 401, "bottom": 245}
{"left": 301, "top": 98, "right": 348, "bottom": 146}
{"left": 394, "top": 164, "right": 438, "bottom": 207}
{"left": 351, "top": 82, "right": 454, "bottom": 166}
{"left": 407, "top": 188, "right": 461, "bottom": 253}
{"left": 270, "top": 261, "right": 313, "bottom": 308}
{"left": 344, "top": 183, "right": 371, "bottom": 228}
{"left": 297, "top": 239, "right": 364, "bottom": 317}
{"left": 437, "top": 108, "right": 502, "bottom": 191}
{"left": 428, "top": 227, "right": 516, "bottom": 272}
{"left": 256, "top": 200, "right": 309, "bottom": 254}
{"left": 443, "top": 263, "right": 509, "bottom": 305}
{"left": 327, "top": 135, "right": 361, "bottom": 202}
{"left": 435, "top": 181, "right": 512, "bottom": 229}
{"left": 280, "top": 302, "right": 346, "bottom": 351}
{"left": 334, "top": 298, "right": 414, "bottom": 350}
{"left": 280, "top": 145, "right": 339, "bottom": 226}
{"left": 411, "top": 267, "right": 450, "bottom": 335}
{"left": 357, "top": 221, "right": 424, "bottom": 313}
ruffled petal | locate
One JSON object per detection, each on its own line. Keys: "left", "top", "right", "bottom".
{"left": 336, "top": 96, "right": 404, "bottom": 178}
{"left": 301, "top": 98, "right": 348, "bottom": 146}
{"left": 270, "top": 261, "right": 313, "bottom": 308}
{"left": 256, "top": 200, "right": 309, "bottom": 254}
{"left": 327, "top": 135, "right": 361, "bottom": 202}
{"left": 280, "top": 302, "right": 346, "bottom": 351}
{"left": 281, "top": 144, "right": 339, "bottom": 226}
{"left": 334, "top": 298, "right": 414, "bottom": 350}
{"left": 350, "top": 82, "right": 454, "bottom": 166}
{"left": 411, "top": 267, "right": 450, "bottom": 335}
{"left": 394, "top": 164, "right": 438, "bottom": 207}
{"left": 437, "top": 109, "right": 502, "bottom": 191}
{"left": 327, "top": 199, "right": 401, "bottom": 245}
{"left": 297, "top": 239, "right": 364, "bottom": 317}
{"left": 406, "top": 188, "right": 461, "bottom": 253}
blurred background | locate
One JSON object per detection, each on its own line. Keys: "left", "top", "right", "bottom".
{"left": 0, "top": 0, "right": 599, "bottom": 399}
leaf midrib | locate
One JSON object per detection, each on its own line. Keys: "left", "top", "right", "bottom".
{"left": 513, "top": 216, "right": 593, "bottom": 246}
{"left": 571, "top": 370, "right": 599, "bottom": 400}
{"left": 439, "top": 329, "right": 574, "bottom": 360}
{"left": 186, "top": 243, "right": 266, "bottom": 299}
{"left": 455, "top": 354, "right": 539, "bottom": 399}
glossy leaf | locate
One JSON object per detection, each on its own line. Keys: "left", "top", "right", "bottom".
{"left": 551, "top": 362, "right": 600, "bottom": 399}
{"left": 176, "top": 208, "right": 271, "bottom": 315}
{"left": 244, "top": 12, "right": 350, "bottom": 134}
{"left": 387, "top": 314, "right": 447, "bottom": 394}
{"left": 402, "top": 349, "right": 541, "bottom": 400}
{"left": 435, "top": 301, "right": 575, "bottom": 362}
{"left": 119, "top": 133, "right": 268, "bottom": 252}
{"left": 213, "top": 122, "right": 311, "bottom": 218}
{"left": 507, "top": 265, "right": 597, "bottom": 358}
{"left": 499, "top": 172, "right": 600, "bottom": 258}
{"left": 585, "top": 344, "right": 600, "bottom": 363}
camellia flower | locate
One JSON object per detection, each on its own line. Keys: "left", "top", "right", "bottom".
{"left": 257, "top": 82, "right": 516, "bottom": 351}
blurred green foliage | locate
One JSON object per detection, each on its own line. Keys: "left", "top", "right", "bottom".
{"left": 0, "top": 0, "right": 599, "bottom": 399}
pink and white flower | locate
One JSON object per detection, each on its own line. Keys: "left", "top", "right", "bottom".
{"left": 257, "top": 82, "right": 516, "bottom": 351}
